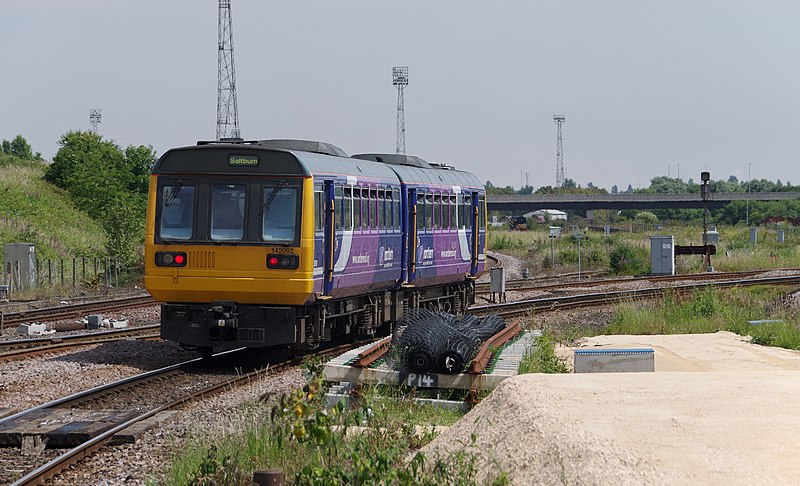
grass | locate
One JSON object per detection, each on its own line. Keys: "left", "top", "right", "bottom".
{"left": 0, "top": 163, "right": 106, "bottom": 260}
{"left": 542, "top": 285, "right": 800, "bottom": 352}
{"left": 518, "top": 332, "right": 569, "bottom": 374}
{"left": 488, "top": 222, "right": 800, "bottom": 276}
{"left": 161, "top": 376, "right": 507, "bottom": 486}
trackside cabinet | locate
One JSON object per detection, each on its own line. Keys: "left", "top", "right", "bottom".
{"left": 650, "top": 236, "right": 675, "bottom": 276}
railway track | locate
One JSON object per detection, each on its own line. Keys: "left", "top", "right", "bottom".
{"left": 0, "top": 293, "right": 155, "bottom": 327}
{"left": 475, "top": 269, "right": 785, "bottom": 296}
{"left": 472, "top": 274, "right": 800, "bottom": 318}
{"left": 0, "top": 325, "right": 161, "bottom": 362}
{"left": 475, "top": 270, "right": 606, "bottom": 292}
{"left": 3, "top": 342, "right": 360, "bottom": 486}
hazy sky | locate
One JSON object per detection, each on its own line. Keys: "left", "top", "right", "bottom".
{"left": 3, "top": 1, "right": 799, "bottom": 190}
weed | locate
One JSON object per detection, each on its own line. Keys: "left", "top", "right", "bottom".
{"left": 518, "top": 332, "right": 569, "bottom": 374}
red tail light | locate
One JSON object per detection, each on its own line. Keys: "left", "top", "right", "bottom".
{"left": 156, "top": 251, "right": 187, "bottom": 267}
{"left": 267, "top": 253, "right": 299, "bottom": 269}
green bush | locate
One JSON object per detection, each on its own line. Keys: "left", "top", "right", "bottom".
{"left": 609, "top": 243, "right": 649, "bottom": 275}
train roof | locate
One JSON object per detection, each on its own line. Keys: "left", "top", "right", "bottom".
{"left": 388, "top": 163, "right": 483, "bottom": 190}
{"left": 152, "top": 140, "right": 399, "bottom": 181}
{"left": 152, "top": 139, "right": 483, "bottom": 190}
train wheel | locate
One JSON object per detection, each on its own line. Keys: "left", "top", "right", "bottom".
{"left": 199, "top": 346, "right": 213, "bottom": 360}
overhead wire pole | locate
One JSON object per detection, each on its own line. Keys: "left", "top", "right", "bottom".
{"left": 216, "top": 0, "right": 241, "bottom": 140}
{"left": 554, "top": 115, "right": 565, "bottom": 187}
{"left": 393, "top": 66, "right": 409, "bottom": 154}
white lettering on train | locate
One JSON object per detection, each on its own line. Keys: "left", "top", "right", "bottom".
{"left": 352, "top": 255, "right": 370, "bottom": 264}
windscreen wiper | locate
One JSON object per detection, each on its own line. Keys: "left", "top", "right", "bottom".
{"left": 164, "top": 179, "right": 183, "bottom": 207}
{"left": 259, "top": 179, "right": 289, "bottom": 220}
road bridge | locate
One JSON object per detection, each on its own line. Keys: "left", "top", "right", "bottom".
{"left": 487, "top": 192, "right": 800, "bottom": 212}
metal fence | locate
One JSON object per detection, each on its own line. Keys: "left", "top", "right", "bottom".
{"left": 1, "top": 256, "right": 121, "bottom": 296}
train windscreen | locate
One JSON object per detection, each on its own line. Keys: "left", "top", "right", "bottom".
{"left": 262, "top": 185, "right": 298, "bottom": 244}
{"left": 211, "top": 184, "right": 246, "bottom": 241}
{"left": 160, "top": 184, "right": 195, "bottom": 240}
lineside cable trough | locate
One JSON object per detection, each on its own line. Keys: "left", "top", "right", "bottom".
{"left": 323, "top": 311, "right": 541, "bottom": 410}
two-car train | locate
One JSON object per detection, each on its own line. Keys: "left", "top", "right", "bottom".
{"left": 144, "top": 139, "right": 487, "bottom": 356}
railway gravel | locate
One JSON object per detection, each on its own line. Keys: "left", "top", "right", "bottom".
{"left": 0, "top": 340, "right": 195, "bottom": 410}
{"left": 479, "top": 251, "right": 525, "bottom": 282}
{"left": 0, "top": 305, "right": 160, "bottom": 343}
{"left": 46, "top": 368, "right": 306, "bottom": 485}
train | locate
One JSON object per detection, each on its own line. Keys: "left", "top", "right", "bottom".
{"left": 144, "top": 139, "right": 487, "bottom": 356}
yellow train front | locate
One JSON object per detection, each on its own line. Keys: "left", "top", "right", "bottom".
{"left": 145, "top": 139, "right": 487, "bottom": 357}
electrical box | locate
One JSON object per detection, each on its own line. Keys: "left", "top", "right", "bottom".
{"left": 3, "top": 243, "right": 37, "bottom": 291}
{"left": 707, "top": 227, "right": 720, "bottom": 245}
{"left": 490, "top": 267, "right": 506, "bottom": 293}
{"left": 750, "top": 227, "right": 758, "bottom": 245}
{"left": 778, "top": 228, "right": 785, "bottom": 243}
{"left": 650, "top": 236, "right": 675, "bottom": 276}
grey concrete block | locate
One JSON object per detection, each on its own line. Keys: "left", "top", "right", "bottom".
{"left": 16, "top": 323, "right": 50, "bottom": 336}
{"left": 110, "top": 320, "right": 129, "bottom": 329}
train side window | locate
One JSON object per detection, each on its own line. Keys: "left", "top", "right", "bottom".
{"left": 449, "top": 195, "right": 457, "bottom": 230}
{"left": 416, "top": 193, "right": 425, "bottom": 231}
{"left": 456, "top": 193, "right": 464, "bottom": 229}
{"left": 353, "top": 187, "right": 360, "bottom": 231}
{"left": 425, "top": 194, "right": 434, "bottom": 231}
{"left": 343, "top": 187, "right": 352, "bottom": 231}
{"left": 160, "top": 184, "right": 195, "bottom": 240}
{"left": 361, "top": 188, "right": 369, "bottom": 231}
{"left": 314, "top": 188, "right": 323, "bottom": 232}
{"left": 377, "top": 190, "right": 385, "bottom": 230}
{"left": 393, "top": 189, "right": 400, "bottom": 231}
{"left": 370, "top": 188, "right": 378, "bottom": 230}
{"left": 433, "top": 194, "right": 441, "bottom": 230}
{"left": 478, "top": 195, "right": 486, "bottom": 230}
{"left": 261, "top": 184, "right": 298, "bottom": 244}
{"left": 335, "top": 186, "right": 344, "bottom": 230}
{"left": 211, "top": 183, "right": 246, "bottom": 241}
{"left": 463, "top": 195, "right": 472, "bottom": 229}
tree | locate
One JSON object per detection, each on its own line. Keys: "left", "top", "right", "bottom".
{"left": 634, "top": 211, "right": 659, "bottom": 226}
{"left": 46, "top": 131, "right": 155, "bottom": 268}
{"left": 611, "top": 184, "right": 619, "bottom": 194}
{"left": 562, "top": 178, "right": 578, "bottom": 189}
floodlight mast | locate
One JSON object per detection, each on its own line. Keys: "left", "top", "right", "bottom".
{"left": 393, "top": 66, "right": 409, "bottom": 154}
{"left": 554, "top": 115, "right": 565, "bottom": 187}
{"left": 217, "top": 0, "right": 241, "bottom": 140}
{"left": 89, "top": 109, "right": 102, "bottom": 134}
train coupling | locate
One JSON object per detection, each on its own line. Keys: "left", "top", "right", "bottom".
{"left": 210, "top": 301, "right": 238, "bottom": 329}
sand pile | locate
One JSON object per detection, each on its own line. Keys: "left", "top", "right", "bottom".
{"left": 422, "top": 333, "right": 800, "bottom": 485}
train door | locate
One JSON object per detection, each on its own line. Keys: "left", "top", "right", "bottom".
{"left": 323, "top": 181, "right": 336, "bottom": 295}
{"left": 405, "top": 188, "right": 417, "bottom": 283}
{"left": 470, "top": 191, "right": 480, "bottom": 275}
{"left": 477, "top": 193, "right": 486, "bottom": 267}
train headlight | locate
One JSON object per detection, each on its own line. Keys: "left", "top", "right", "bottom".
{"left": 266, "top": 253, "right": 299, "bottom": 269}
{"left": 156, "top": 251, "right": 187, "bottom": 267}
